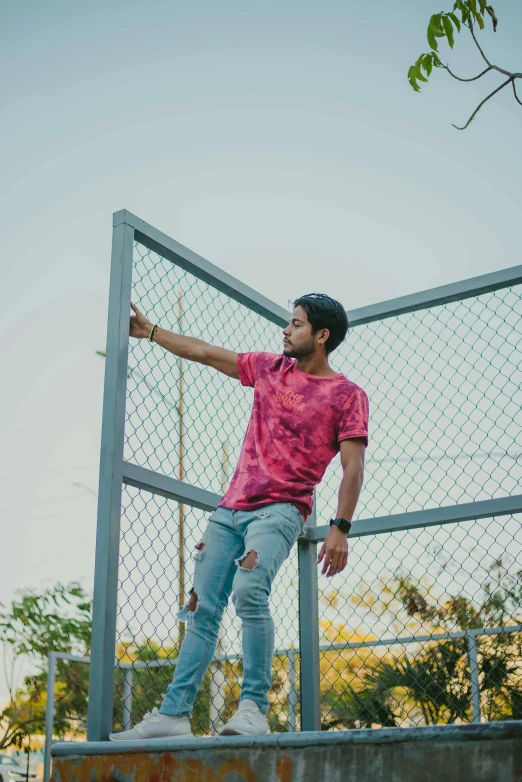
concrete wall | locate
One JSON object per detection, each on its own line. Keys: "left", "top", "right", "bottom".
{"left": 52, "top": 720, "right": 522, "bottom": 782}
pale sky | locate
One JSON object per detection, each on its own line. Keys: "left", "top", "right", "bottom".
{"left": 1, "top": 1, "right": 521, "bottom": 698}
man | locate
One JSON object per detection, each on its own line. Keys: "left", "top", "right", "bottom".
{"left": 110, "top": 292, "right": 369, "bottom": 740}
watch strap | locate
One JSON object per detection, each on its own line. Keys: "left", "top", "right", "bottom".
{"left": 330, "top": 517, "right": 352, "bottom": 534}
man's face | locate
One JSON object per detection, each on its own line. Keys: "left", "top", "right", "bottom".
{"left": 282, "top": 306, "right": 317, "bottom": 359}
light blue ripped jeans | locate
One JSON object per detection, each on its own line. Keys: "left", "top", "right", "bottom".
{"left": 159, "top": 502, "right": 304, "bottom": 717}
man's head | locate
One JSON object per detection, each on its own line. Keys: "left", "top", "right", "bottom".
{"left": 282, "top": 293, "right": 349, "bottom": 359}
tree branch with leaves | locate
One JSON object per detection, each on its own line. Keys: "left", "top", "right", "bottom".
{"left": 408, "top": 0, "right": 521, "bottom": 129}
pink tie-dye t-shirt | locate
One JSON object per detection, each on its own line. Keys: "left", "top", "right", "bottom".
{"left": 219, "top": 352, "right": 369, "bottom": 521}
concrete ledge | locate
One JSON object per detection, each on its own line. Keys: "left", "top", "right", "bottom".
{"left": 53, "top": 719, "right": 522, "bottom": 755}
{"left": 52, "top": 721, "right": 522, "bottom": 782}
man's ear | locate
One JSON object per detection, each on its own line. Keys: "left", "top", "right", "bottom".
{"left": 318, "top": 328, "right": 330, "bottom": 346}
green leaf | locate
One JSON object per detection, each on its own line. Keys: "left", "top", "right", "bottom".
{"left": 468, "top": 0, "right": 485, "bottom": 28}
{"left": 486, "top": 5, "right": 498, "bottom": 31}
{"left": 427, "top": 25, "right": 439, "bottom": 50}
{"left": 478, "top": 0, "right": 487, "bottom": 12}
{"left": 429, "top": 13, "right": 444, "bottom": 34}
{"left": 442, "top": 15, "right": 455, "bottom": 48}
{"left": 422, "top": 54, "right": 433, "bottom": 77}
{"left": 408, "top": 74, "right": 421, "bottom": 92}
{"left": 448, "top": 12, "right": 461, "bottom": 31}
{"left": 409, "top": 63, "right": 427, "bottom": 84}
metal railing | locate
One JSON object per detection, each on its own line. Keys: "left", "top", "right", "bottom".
{"left": 87, "top": 209, "right": 522, "bottom": 740}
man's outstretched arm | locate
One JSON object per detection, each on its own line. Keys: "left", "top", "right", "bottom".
{"left": 317, "top": 437, "right": 365, "bottom": 578}
{"left": 130, "top": 303, "right": 240, "bottom": 379}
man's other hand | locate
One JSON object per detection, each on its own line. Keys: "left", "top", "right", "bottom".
{"left": 317, "top": 526, "right": 348, "bottom": 577}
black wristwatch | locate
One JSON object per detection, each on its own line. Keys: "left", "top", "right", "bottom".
{"left": 330, "top": 517, "right": 352, "bottom": 534}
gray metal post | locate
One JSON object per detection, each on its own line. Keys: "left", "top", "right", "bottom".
{"left": 43, "top": 652, "right": 56, "bottom": 782}
{"left": 298, "top": 492, "right": 321, "bottom": 731}
{"left": 288, "top": 648, "right": 297, "bottom": 732}
{"left": 468, "top": 633, "right": 481, "bottom": 723}
{"left": 122, "top": 668, "right": 133, "bottom": 730}
{"left": 87, "top": 219, "right": 135, "bottom": 741}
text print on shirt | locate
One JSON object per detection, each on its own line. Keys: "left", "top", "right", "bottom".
{"left": 276, "top": 390, "right": 305, "bottom": 412}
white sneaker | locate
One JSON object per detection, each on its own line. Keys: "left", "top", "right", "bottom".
{"left": 109, "top": 707, "right": 193, "bottom": 741}
{"left": 218, "top": 699, "right": 269, "bottom": 736}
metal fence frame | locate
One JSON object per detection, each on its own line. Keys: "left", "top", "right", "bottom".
{"left": 87, "top": 208, "right": 522, "bottom": 740}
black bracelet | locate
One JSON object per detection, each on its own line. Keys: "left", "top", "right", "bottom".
{"left": 149, "top": 324, "right": 158, "bottom": 342}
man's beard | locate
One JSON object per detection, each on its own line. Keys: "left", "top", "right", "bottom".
{"left": 283, "top": 338, "right": 316, "bottom": 359}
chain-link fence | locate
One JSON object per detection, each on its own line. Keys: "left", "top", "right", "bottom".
{"left": 317, "top": 514, "right": 522, "bottom": 729}
{"left": 87, "top": 210, "right": 522, "bottom": 740}
{"left": 112, "top": 234, "right": 300, "bottom": 735}
{"left": 322, "top": 285, "right": 522, "bottom": 519}
{"left": 317, "top": 283, "right": 522, "bottom": 729}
